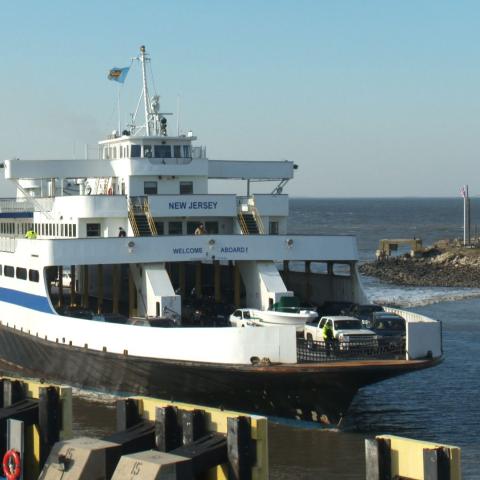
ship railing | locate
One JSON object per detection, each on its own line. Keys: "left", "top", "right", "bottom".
{"left": 0, "top": 236, "right": 17, "bottom": 253}
{"left": 0, "top": 197, "right": 54, "bottom": 213}
{"left": 297, "top": 337, "right": 406, "bottom": 363}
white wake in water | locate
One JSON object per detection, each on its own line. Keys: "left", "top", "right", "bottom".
{"left": 362, "top": 276, "right": 480, "bottom": 308}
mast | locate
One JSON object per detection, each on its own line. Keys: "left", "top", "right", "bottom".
{"left": 139, "top": 45, "right": 151, "bottom": 136}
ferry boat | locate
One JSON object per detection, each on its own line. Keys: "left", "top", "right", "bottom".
{"left": 0, "top": 46, "right": 442, "bottom": 424}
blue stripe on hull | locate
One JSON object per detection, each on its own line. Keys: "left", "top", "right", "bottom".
{"left": 0, "top": 287, "right": 53, "bottom": 314}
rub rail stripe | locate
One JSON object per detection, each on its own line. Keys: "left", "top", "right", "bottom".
{"left": 0, "top": 286, "right": 53, "bottom": 314}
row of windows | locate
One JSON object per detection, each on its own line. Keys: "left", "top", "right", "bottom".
{"left": 0, "top": 265, "right": 39, "bottom": 282}
{"left": 104, "top": 144, "right": 191, "bottom": 160}
{"left": 35, "top": 223, "right": 77, "bottom": 237}
{"left": 0, "top": 223, "right": 34, "bottom": 235}
{"left": 143, "top": 181, "right": 193, "bottom": 195}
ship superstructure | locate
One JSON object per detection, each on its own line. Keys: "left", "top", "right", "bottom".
{"left": 0, "top": 46, "right": 442, "bottom": 424}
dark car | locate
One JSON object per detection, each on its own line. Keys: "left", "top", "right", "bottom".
{"left": 319, "top": 301, "right": 355, "bottom": 316}
{"left": 371, "top": 312, "right": 406, "bottom": 337}
{"left": 93, "top": 313, "right": 129, "bottom": 324}
{"left": 128, "top": 317, "right": 177, "bottom": 327}
{"left": 349, "top": 304, "right": 384, "bottom": 327}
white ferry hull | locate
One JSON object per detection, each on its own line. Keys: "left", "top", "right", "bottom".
{"left": 0, "top": 322, "right": 441, "bottom": 425}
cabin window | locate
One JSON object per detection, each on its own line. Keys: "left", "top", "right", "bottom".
{"left": 16, "top": 267, "right": 27, "bottom": 280}
{"left": 86, "top": 223, "right": 101, "bottom": 237}
{"left": 269, "top": 221, "right": 279, "bottom": 235}
{"left": 131, "top": 145, "right": 141, "bottom": 158}
{"left": 154, "top": 145, "right": 171, "bottom": 158}
{"left": 73, "top": 224, "right": 77, "bottom": 237}
{"left": 187, "top": 222, "right": 197, "bottom": 235}
{"left": 154, "top": 221, "right": 164, "bottom": 235}
{"left": 0, "top": 265, "right": 2, "bottom": 275}
{"left": 112, "top": 147, "right": 117, "bottom": 159}
{"left": 103, "top": 147, "right": 109, "bottom": 159}
{"left": 173, "top": 145, "right": 181, "bottom": 158}
{"left": 61, "top": 224, "right": 64, "bottom": 236}
{"left": 29, "top": 270, "right": 39, "bottom": 282}
{"left": 168, "top": 222, "right": 183, "bottom": 235}
{"left": 144, "top": 181, "right": 158, "bottom": 195}
{"left": 119, "top": 146, "right": 123, "bottom": 159}
{"left": 4, "top": 266, "right": 14, "bottom": 278}
{"left": 143, "top": 145, "right": 153, "bottom": 158}
{"left": 183, "top": 145, "right": 191, "bottom": 158}
{"left": 205, "top": 222, "right": 218, "bottom": 234}
{"left": 179, "top": 181, "right": 193, "bottom": 194}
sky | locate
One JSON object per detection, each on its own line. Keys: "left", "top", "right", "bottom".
{"left": 0, "top": 0, "right": 479, "bottom": 197}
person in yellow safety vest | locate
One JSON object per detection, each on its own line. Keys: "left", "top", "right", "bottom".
{"left": 322, "top": 321, "right": 334, "bottom": 356}
{"left": 25, "top": 230, "right": 37, "bottom": 239}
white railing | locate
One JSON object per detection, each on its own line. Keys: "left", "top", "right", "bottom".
{"left": 0, "top": 197, "right": 54, "bottom": 213}
{"left": 0, "top": 236, "right": 17, "bottom": 252}
{"left": 384, "top": 307, "right": 442, "bottom": 360}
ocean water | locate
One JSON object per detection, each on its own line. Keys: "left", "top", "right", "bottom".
{"left": 24, "top": 198, "right": 480, "bottom": 477}
{"left": 279, "top": 198, "right": 480, "bottom": 478}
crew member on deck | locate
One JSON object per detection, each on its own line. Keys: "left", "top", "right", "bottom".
{"left": 118, "top": 227, "right": 126, "bottom": 237}
{"left": 25, "top": 230, "right": 37, "bottom": 239}
{"left": 322, "top": 321, "right": 334, "bottom": 357}
{"left": 194, "top": 223, "right": 207, "bottom": 235}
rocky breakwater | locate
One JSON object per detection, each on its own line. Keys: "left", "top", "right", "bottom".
{"left": 359, "top": 248, "right": 480, "bottom": 287}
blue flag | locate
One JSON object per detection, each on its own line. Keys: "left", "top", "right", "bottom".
{"left": 108, "top": 66, "right": 130, "bottom": 83}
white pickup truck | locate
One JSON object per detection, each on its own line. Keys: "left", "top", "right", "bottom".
{"left": 304, "top": 316, "right": 377, "bottom": 350}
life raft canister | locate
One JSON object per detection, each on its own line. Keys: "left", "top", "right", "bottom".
{"left": 2, "top": 449, "right": 21, "bottom": 480}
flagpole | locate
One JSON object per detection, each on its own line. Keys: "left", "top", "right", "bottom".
{"left": 117, "top": 83, "right": 121, "bottom": 134}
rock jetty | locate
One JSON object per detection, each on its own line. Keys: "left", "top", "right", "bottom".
{"left": 359, "top": 247, "right": 480, "bottom": 287}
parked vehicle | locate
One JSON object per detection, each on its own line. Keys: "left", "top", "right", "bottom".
{"left": 128, "top": 317, "right": 177, "bottom": 328}
{"left": 348, "top": 304, "right": 384, "bottom": 327}
{"left": 229, "top": 309, "right": 261, "bottom": 327}
{"left": 371, "top": 312, "right": 406, "bottom": 338}
{"left": 304, "top": 316, "right": 377, "bottom": 350}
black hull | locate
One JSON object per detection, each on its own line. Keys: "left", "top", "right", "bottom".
{"left": 0, "top": 326, "right": 440, "bottom": 424}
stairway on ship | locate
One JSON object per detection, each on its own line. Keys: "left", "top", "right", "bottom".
{"left": 239, "top": 212, "right": 260, "bottom": 234}
{"left": 133, "top": 213, "right": 153, "bottom": 236}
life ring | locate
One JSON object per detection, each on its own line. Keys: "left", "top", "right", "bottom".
{"left": 107, "top": 187, "right": 113, "bottom": 195}
{"left": 2, "top": 449, "right": 21, "bottom": 480}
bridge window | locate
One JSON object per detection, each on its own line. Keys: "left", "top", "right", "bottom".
{"left": 144, "top": 145, "right": 152, "bottom": 158}
{"left": 29, "top": 270, "right": 39, "bottom": 282}
{"left": 183, "top": 145, "right": 191, "bottom": 158}
{"left": 144, "top": 181, "right": 158, "bottom": 195}
{"left": 131, "top": 145, "right": 141, "bottom": 158}
{"left": 16, "top": 267, "right": 27, "bottom": 280}
{"left": 179, "top": 181, "right": 193, "bottom": 194}
{"left": 86, "top": 223, "right": 101, "bottom": 237}
{"left": 154, "top": 145, "right": 171, "bottom": 158}
{"left": 174, "top": 145, "right": 181, "bottom": 158}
